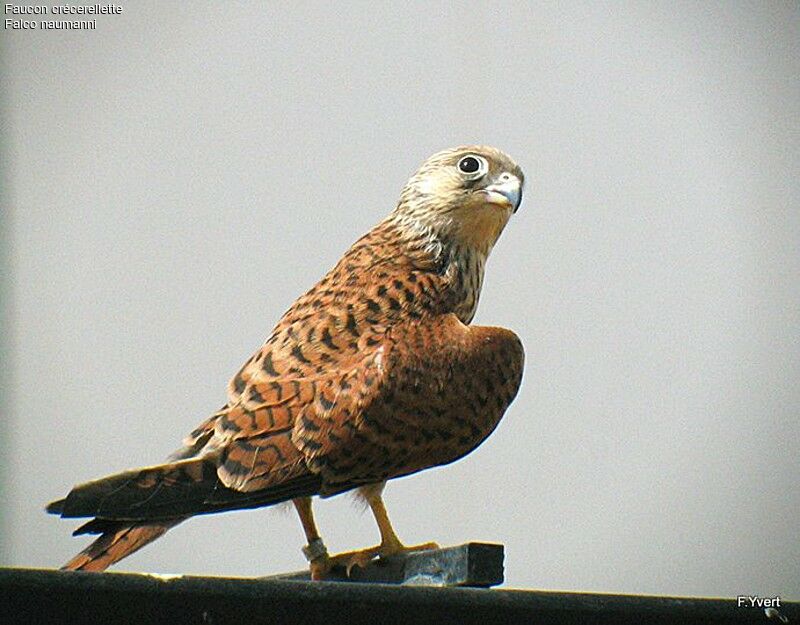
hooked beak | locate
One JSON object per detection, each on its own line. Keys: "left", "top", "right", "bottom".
{"left": 481, "top": 173, "right": 522, "bottom": 213}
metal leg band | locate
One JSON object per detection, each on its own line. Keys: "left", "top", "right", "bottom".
{"left": 302, "top": 538, "right": 328, "bottom": 562}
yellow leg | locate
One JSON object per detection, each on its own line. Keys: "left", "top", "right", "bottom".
{"left": 312, "top": 484, "right": 439, "bottom": 579}
{"left": 293, "top": 497, "right": 331, "bottom": 580}
{"left": 293, "top": 497, "right": 321, "bottom": 543}
{"left": 368, "top": 490, "right": 439, "bottom": 554}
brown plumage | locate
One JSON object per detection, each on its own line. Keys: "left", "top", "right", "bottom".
{"left": 47, "top": 145, "right": 526, "bottom": 577}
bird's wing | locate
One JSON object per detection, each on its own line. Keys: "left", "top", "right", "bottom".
{"left": 187, "top": 311, "right": 524, "bottom": 499}
{"left": 212, "top": 360, "right": 376, "bottom": 492}
{"left": 48, "top": 347, "right": 381, "bottom": 523}
{"left": 292, "top": 313, "right": 525, "bottom": 494}
{"left": 48, "top": 313, "right": 522, "bottom": 520}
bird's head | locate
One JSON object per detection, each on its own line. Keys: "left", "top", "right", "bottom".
{"left": 392, "top": 145, "right": 524, "bottom": 255}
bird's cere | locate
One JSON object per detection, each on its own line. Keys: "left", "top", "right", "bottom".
{"left": 482, "top": 173, "right": 522, "bottom": 212}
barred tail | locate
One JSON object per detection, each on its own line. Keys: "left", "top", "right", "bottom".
{"left": 61, "top": 519, "right": 182, "bottom": 572}
{"left": 48, "top": 453, "right": 322, "bottom": 571}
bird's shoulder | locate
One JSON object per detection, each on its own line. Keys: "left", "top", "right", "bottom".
{"left": 226, "top": 225, "right": 453, "bottom": 400}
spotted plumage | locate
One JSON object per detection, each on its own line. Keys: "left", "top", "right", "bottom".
{"left": 47, "top": 145, "right": 526, "bottom": 576}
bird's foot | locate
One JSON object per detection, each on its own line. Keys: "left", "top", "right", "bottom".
{"left": 309, "top": 540, "right": 439, "bottom": 580}
{"left": 309, "top": 546, "right": 380, "bottom": 580}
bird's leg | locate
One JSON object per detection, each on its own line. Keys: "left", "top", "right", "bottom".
{"left": 293, "top": 497, "right": 330, "bottom": 581}
{"left": 366, "top": 488, "right": 439, "bottom": 555}
{"left": 313, "top": 484, "right": 439, "bottom": 579}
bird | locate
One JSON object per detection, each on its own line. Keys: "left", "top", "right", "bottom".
{"left": 47, "top": 145, "right": 526, "bottom": 578}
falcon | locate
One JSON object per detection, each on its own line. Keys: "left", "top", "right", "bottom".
{"left": 47, "top": 145, "right": 526, "bottom": 578}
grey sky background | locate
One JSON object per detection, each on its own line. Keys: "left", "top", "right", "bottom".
{"left": 3, "top": 1, "right": 798, "bottom": 598}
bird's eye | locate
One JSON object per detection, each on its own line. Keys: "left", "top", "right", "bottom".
{"left": 457, "top": 155, "right": 487, "bottom": 179}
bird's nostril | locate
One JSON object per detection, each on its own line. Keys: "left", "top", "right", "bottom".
{"left": 499, "top": 172, "right": 511, "bottom": 182}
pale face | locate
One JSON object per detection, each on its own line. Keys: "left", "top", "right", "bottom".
{"left": 396, "top": 146, "right": 524, "bottom": 253}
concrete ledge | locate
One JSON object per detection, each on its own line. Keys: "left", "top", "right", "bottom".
{"left": 1, "top": 567, "right": 797, "bottom": 625}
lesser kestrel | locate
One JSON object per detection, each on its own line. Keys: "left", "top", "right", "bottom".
{"left": 47, "top": 145, "right": 526, "bottom": 578}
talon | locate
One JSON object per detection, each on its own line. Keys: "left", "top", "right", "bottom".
{"left": 308, "top": 546, "right": 379, "bottom": 580}
{"left": 309, "top": 558, "right": 327, "bottom": 581}
{"left": 345, "top": 551, "right": 375, "bottom": 576}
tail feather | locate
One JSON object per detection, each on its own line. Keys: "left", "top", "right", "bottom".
{"left": 46, "top": 498, "right": 66, "bottom": 515}
{"left": 61, "top": 519, "right": 182, "bottom": 572}
{"left": 49, "top": 457, "right": 324, "bottom": 571}
{"left": 49, "top": 457, "right": 322, "bottom": 521}
{"left": 52, "top": 457, "right": 220, "bottom": 521}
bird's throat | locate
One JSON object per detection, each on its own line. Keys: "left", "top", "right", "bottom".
{"left": 451, "top": 205, "right": 509, "bottom": 256}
